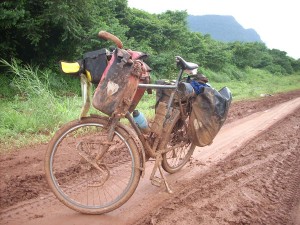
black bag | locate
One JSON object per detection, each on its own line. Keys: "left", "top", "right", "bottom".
{"left": 188, "top": 87, "right": 232, "bottom": 147}
{"left": 83, "top": 49, "right": 107, "bottom": 84}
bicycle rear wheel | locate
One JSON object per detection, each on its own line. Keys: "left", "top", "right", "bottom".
{"left": 45, "top": 116, "right": 141, "bottom": 214}
{"left": 161, "top": 111, "right": 195, "bottom": 173}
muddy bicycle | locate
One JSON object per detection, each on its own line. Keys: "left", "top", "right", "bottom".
{"left": 45, "top": 31, "right": 230, "bottom": 214}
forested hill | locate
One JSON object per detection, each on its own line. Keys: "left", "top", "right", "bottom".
{"left": 188, "top": 15, "right": 262, "bottom": 43}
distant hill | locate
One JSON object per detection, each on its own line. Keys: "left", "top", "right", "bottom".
{"left": 188, "top": 15, "right": 262, "bottom": 43}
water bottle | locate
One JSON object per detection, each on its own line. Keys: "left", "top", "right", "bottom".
{"left": 132, "top": 110, "right": 150, "bottom": 134}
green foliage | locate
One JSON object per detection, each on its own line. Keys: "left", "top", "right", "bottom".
{"left": 124, "top": 9, "right": 192, "bottom": 78}
{"left": 0, "top": 0, "right": 129, "bottom": 66}
{"left": 0, "top": 58, "right": 81, "bottom": 97}
{"left": 211, "top": 69, "right": 300, "bottom": 100}
{"left": 267, "top": 49, "right": 294, "bottom": 74}
{"left": 202, "top": 40, "right": 230, "bottom": 71}
{"left": 126, "top": 10, "right": 188, "bottom": 52}
{"left": 1, "top": 59, "right": 52, "bottom": 98}
{"left": 0, "top": 60, "right": 83, "bottom": 149}
{"left": 228, "top": 42, "right": 299, "bottom": 75}
{"left": 1, "top": 0, "right": 300, "bottom": 76}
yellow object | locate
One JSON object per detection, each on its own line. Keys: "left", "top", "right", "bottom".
{"left": 85, "top": 70, "right": 92, "bottom": 82}
{"left": 60, "top": 61, "right": 81, "bottom": 74}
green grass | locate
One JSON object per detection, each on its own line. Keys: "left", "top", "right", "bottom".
{"left": 0, "top": 60, "right": 299, "bottom": 151}
{"left": 210, "top": 68, "right": 300, "bottom": 100}
{"left": 0, "top": 59, "right": 83, "bottom": 151}
{"left": 133, "top": 93, "right": 156, "bottom": 118}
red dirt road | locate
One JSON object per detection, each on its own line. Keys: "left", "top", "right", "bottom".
{"left": 1, "top": 90, "right": 300, "bottom": 225}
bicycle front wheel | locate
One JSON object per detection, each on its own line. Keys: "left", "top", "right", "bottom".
{"left": 45, "top": 116, "right": 141, "bottom": 214}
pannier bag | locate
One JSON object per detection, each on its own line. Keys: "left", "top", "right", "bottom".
{"left": 188, "top": 87, "right": 232, "bottom": 147}
{"left": 83, "top": 49, "right": 107, "bottom": 84}
{"left": 92, "top": 48, "right": 144, "bottom": 116}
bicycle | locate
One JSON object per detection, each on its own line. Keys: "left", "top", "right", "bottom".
{"left": 45, "top": 31, "right": 200, "bottom": 214}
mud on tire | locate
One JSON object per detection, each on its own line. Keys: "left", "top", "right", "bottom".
{"left": 160, "top": 109, "right": 195, "bottom": 173}
{"left": 45, "top": 116, "right": 142, "bottom": 214}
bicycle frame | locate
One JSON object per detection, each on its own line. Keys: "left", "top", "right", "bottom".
{"left": 79, "top": 58, "right": 195, "bottom": 159}
{"left": 125, "top": 67, "right": 185, "bottom": 159}
{"left": 79, "top": 64, "right": 191, "bottom": 193}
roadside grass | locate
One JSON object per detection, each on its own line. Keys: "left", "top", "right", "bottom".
{"left": 0, "top": 96, "right": 83, "bottom": 149}
{"left": 207, "top": 67, "right": 300, "bottom": 100}
{"left": 0, "top": 60, "right": 299, "bottom": 151}
{"left": 0, "top": 59, "right": 82, "bottom": 151}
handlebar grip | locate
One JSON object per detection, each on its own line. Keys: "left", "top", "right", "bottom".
{"left": 98, "top": 31, "right": 123, "bottom": 49}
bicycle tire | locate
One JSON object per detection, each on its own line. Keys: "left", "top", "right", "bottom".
{"left": 45, "top": 116, "right": 141, "bottom": 214}
{"left": 161, "top": 110, "right": 195, "bottom": 173}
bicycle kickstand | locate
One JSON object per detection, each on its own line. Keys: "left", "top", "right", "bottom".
{"left": 150, "top": 155, "right": 173, "bottom": 194}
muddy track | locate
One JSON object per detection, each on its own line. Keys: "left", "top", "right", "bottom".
{"left": 135, "top": 109, "right": 300, "bottom": 225}
{"left": 0, "top": 90, "right": 299, "bottom": 225}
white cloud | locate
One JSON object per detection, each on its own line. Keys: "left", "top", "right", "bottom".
{"left": 128, "top": 0, "right": 300, "bottom": 59}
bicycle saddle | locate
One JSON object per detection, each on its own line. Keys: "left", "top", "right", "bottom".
{"left": 175, "top": 56, "right": 199, "bottom": 70}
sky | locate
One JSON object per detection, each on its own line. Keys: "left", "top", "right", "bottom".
{"left": 127, "top": 0, "right": 300, "bottom": 59}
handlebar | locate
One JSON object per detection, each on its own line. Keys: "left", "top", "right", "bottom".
{"left": 98, "top": 31, "right": 123, "bottom": 49}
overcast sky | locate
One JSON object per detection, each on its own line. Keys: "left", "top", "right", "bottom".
{"left": 127, "top": 0, "right": 300, "bottom": 59}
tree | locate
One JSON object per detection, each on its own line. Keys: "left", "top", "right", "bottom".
{"left": 0, "top": 0, "right": 129, "bottom": 66}
{"left": 268, "top": 49, "right": 293, "bottom": 74}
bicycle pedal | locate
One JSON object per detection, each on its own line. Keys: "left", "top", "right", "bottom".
{"left": 151, "top": 176, "right": 162, "bottom": 187}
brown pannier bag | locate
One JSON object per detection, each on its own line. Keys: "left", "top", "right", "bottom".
{"left": 92, "top": 48, "right": 144, "bottom": 117}
{"left": 188, "top": 87, "right": 232, "bottom": 147}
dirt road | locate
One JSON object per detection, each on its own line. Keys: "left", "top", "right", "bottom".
{"left": 1, "top": 90, "right": 300, "bottom": 225}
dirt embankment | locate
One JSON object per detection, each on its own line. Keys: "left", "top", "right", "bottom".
{"left": 0, "top": 90, "right": 299, "bottom": 225}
